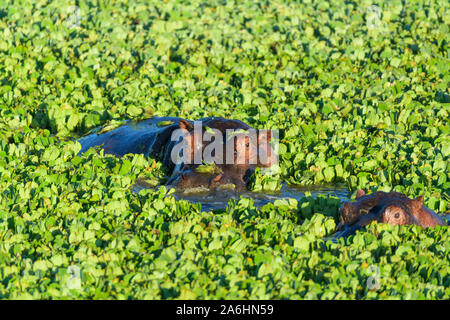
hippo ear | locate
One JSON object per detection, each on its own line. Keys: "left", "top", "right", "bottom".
{"left": 356, "top": 189, "right": 365, "bottom": 199}
{"left": 179, "top": 119, "right": 194, "bottom": 132}
{"left": 413, "top": 193, "right": 424, "bottom": 206}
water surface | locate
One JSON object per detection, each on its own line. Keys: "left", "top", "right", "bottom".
{"left": 133, "top": 181, "right": 350, "bottom": 212}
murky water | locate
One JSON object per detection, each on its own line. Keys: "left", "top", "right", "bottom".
{"left": 133, "top": 182, "right": 350, "bottom": 212}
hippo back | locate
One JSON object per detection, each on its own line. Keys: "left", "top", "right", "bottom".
{"left": 78, "top": 117, "right": 183, "bottom": 157}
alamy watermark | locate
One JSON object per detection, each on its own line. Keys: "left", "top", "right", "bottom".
{"left": 169, "top": 121, "right": 279, "bottom": 174}
{"left": 366, "top": 265, "right": 381, "bottom": 290}
{"left": 366, "top": 5, "right": 382, "bottom": 30}
{"left": 66, "top": 5, "right": 81, "bottom": 29}
{"left": 62, "top": 265, "right": 82, "bottom": 291}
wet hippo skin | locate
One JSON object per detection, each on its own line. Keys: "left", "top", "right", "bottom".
{"left": 78, "top": 117, "right": 276, "bottom": 191}
{"left": 335, "top": 190, "right": 447, "bottom": 237}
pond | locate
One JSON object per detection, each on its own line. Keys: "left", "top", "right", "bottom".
{"left": 133, "top": 181, "right": 350, "bottom": 212}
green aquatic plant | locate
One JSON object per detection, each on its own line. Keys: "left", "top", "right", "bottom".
{"left": 0, "top": 0, "right": 448, "bottom": 299}
{"left": 195, "top": 162, "right": 223, "bottom": 174}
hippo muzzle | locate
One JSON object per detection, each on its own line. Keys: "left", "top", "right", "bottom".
{"left": 169, "top": 164, "right": 255, "bottom": 192}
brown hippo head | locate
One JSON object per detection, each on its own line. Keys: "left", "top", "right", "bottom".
{"left": 335, "top": 190, "right": 447, "bottom": 237}
{"left": 77, "top": 116, "right": 278, "bottom": 192}
{"left": 167, "top": 117, "right": 277, "bottom": 191}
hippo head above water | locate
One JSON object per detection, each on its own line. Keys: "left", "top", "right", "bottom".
{"left": 335, "top": 190, "right": 447, "bottom": 237}
{"left": 78, "top": 117, "right": 278, "bottom": 191}
{"left": 168, "top": 117, "right": 277, "bottom": 191}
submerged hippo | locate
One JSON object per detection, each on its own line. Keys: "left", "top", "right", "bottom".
{"left": 335, "top": 190, "right": 447, "bottom": 237}
{"left": 78, "top": 117, "right": 277, "bottom": 191}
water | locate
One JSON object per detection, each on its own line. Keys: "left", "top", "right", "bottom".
{"left": 133, "top": 181, "right": 350, "bottom": 212}
{"left": 79, "top": 117, "right": 351, "bottom": 212}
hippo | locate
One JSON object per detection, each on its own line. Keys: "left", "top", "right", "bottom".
{"left": 334, "top": 190, "right": 447, "bottom": 237}
{"left": 78, "top": 117, "right": 277, "bottom": 191}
